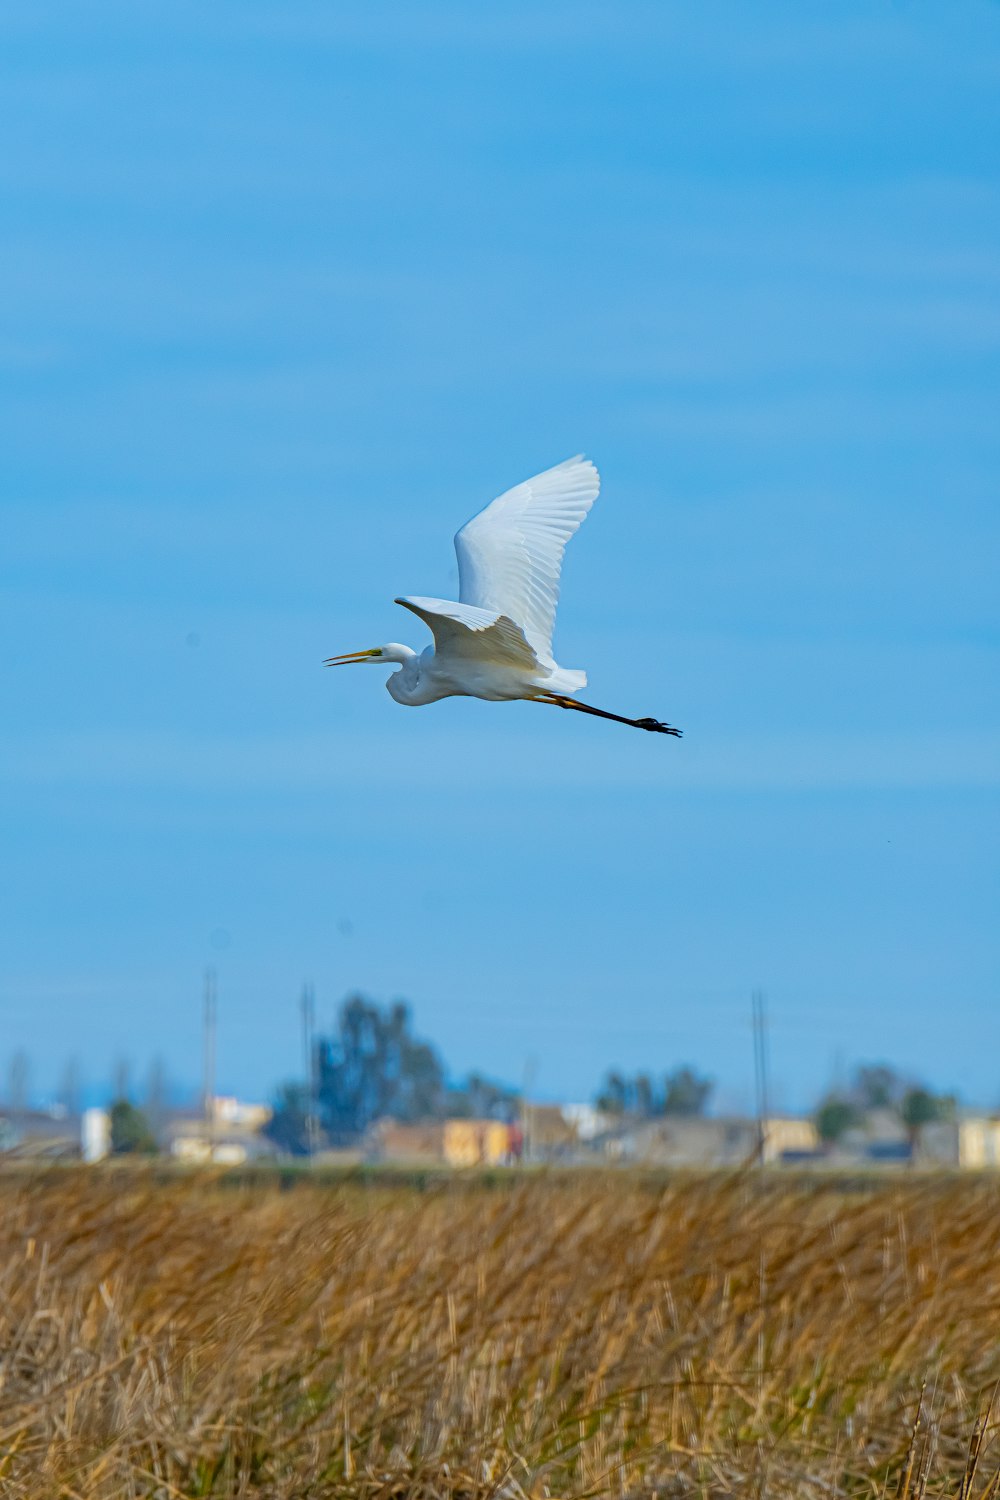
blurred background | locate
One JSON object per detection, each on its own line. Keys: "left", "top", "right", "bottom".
{"left": 2, "top": 1, "right": 999, "bottom": 1120}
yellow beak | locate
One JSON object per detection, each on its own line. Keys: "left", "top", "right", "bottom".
{"left": 323, "top": 649, "right": 381, "bottom": 667}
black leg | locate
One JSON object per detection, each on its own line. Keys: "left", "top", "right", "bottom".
{"left": 533, "top": 693, "right": 682, "bottom": 737}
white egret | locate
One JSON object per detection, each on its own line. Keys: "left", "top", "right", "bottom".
{"left": 326, "top": 456, "right": 681, "bottom": 737}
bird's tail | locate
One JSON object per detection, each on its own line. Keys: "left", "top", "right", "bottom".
{"left": 543, "top": 667, "right": 587, "bottom": 696}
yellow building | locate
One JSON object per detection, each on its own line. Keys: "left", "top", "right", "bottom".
{"left": 957, "top": 1117, "right": 1000, "bottom": 1168}
{"left": 443, "top": 1119, "right": 511, "bottom": 1167}
{"left": 761, "top": 1116, "right": 819, "bottom": 1163}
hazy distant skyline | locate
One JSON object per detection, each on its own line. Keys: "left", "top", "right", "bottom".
{"left": 3, "top": 1, "right": 999, "bottom": 1111}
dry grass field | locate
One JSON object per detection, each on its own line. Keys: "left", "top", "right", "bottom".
{"left": 1, "top": 1167, "right": 999, "bottom": 1499}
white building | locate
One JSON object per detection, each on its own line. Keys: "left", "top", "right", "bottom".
{"left": 81, "top": 1107, "right": 110, "bottom": 1162}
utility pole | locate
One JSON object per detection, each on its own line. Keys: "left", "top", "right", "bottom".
{"left": 8, "top": 1051, "right": 29, "bottom": 1116}
{"left": 751, "top": 988, "right": 770, "bottom": 1164}
{"left": 520, "top": 1057, "right": 536, "bottom": 1166}
{"left": 301, "top": 982, "right": 318, "bottom": 1162}
{"left": 203, "top": 967, "right": 217, "bottom": 1154}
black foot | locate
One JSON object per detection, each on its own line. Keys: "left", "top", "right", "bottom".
{"left": 636, "top": 718, "right": 682, "bottom": 736}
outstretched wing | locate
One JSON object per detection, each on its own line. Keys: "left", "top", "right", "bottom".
{"left": 454, "top": 455, "right": 600, "bottom": 664}
{"left": 394, "top": 595, "right": 540, "bottom": 669}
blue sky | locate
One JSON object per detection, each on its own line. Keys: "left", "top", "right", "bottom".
{"left": 3, "top": 1, "right": 999, "bottom": 1112}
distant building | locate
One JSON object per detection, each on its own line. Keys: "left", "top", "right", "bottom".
{"left": 560, "top": 1104, "right": 613, "bottom": 1142}
{"left": 443, "top": 1118, "right": 511, "bottom": 1167}
{"left": 0, "top": 1109, "right": 79, "bottom": 1159}
{"left": 365, "top": 1120, "right": 445, "bottom": 1164}
{"left": 365, "top": 1118, "right": 520, "bottom": 1167}
{"left": 599, "top": 1115, "right": 818, "bottom": 1167}
{"left": 919, "top": 1115, "right": 1000, "bottom": 1169}
{"left": 761, "top": 1116, "right": 819, "bottom": 1162}
{"left": 81, "top": 1107, "right": 110, "bottom": 1162}
{"left": 209, "top": 1096, "right": 272, "bottom": 1132}
{"left": 522, "top": 1103, "right": 580, "bottom": 1160}
{"left": 956, "top": 1117, "right": 1000, "bottom": 1168}
{"left": 163, "top": 1096, "right": 273, "bottom": 1165}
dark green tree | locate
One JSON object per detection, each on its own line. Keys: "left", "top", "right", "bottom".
{"left": 900, "top": 1087, "right": 950, "bottom": 1149}
{"left": 109, "top": 1099, "right": 158, "bottom": 1155}
{"left": 263, "top": 1083, "right": 312, "bottom": 1155}
{"left": 447, "top": 1072, "right": 519, "bottom": 1120}
{"left": 595, "top": 1066, "right": 712, "bottom": 1119}
{"left": 633, "top": 1073, "right": 655, "bottom": 1117}
{"left": 852, "top": 1064, "right": 901, "bottom": 1111}
{"left": 815, "top": 1095, "right": 859, "bottom": 1146}
{"left": 595, "top": 1071, "right": 628, "bottom": 1116}
{"left": 315, "top": 996, "right": 447, "bottom": 1140}
{"left": 661, "top": 1066, "right": 713, "bottom": 1117}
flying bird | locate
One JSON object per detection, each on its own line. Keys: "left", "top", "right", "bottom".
{"left": 325, "top": 456, "right": 681, "bottom": 737}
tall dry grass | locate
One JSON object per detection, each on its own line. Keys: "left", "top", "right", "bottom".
{"left": 1, "top": 1167, "right": 999, "bottom": 1498}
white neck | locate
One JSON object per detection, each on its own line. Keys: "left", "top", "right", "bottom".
{"left": 384, "top": 644, "right": 429, "bottom": 704}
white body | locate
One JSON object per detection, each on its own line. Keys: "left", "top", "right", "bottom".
{"left": 385, "top": 649, "right": 582, "bottom": 705}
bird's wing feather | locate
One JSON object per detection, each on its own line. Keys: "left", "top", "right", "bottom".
{"left": 454, "top": 455, "right": 600, "bottom": 663}
{"left": 394, "top": 596, "right": 540, "bottom": 668}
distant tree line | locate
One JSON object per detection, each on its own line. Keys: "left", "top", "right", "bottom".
{"left": 2, "top": 1005, "right": 963, "bottom": 1164}
{"left": 266, "top": 995, "right": 521, "bottom": 1155}
{"left": 265, "top": 997, "right": 721, "bottom": 1153}
{"left": 594, "top": 1066, "right": 713, "bottom": 1119}
{"left": 814, "top": 1063, "right": 956, "bottom": 1149}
